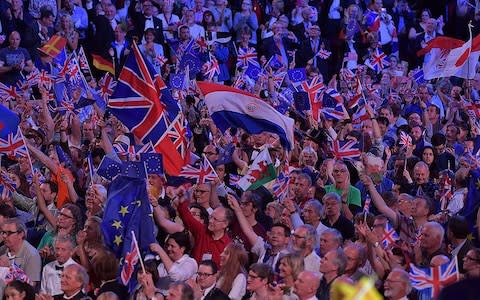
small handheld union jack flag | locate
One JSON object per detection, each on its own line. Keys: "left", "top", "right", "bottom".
{"left": 237, "top": 46, "right": 259, "bottom": 69}
{"left": 409, "top": 258, "right": 459, "bottom": 298}
{"left": 120, "top": 232, "right": 140, "bottom": 287}
{"left": 381, "top": 222, "right": 399, "bottom": 248}
{"left": 0, "top": 170, "right": 17, "bottom": 199}
{"left": 0, "top": 130, "right": 28, "bottom": 160}
{"left": 98, "top": 72, "right": 117, "bottom": 101}
{"left": 4, "top": 262, "right": 31, "bottom": 284}
{"left": 179, "top": 156, "right": 218, "bottom": 184}
{"left": 202, "top": 53, "right": 220, "bottom": 81}
{"left": 399, "top": 131, "right": 412, "bottom": 148}
{"left": 316, "top": 48, "right": 331, "bottom": 59}
{"left": 331, "top": 140, "right": 361, "bottom": 161}
{"left": 365, "top": 48, "right": 390, "bottom": 73}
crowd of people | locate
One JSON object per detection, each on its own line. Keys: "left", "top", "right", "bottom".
{"left": 0, "top": 0, "right": 480, "bottom": 299}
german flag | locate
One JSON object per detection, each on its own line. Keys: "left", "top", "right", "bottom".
{"left": 92, "top": 54, "right": 115, "bottom": 74}
{"left": 38, "top": 35, "right": 67, "bottom": 58}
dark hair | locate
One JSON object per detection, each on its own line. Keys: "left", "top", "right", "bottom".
{"left": 271, "top": 223, "right": 291, "bottom": 237}
{"left": 4, "top": 280, "right": 35, "bottom": 300}
{"left": 431, "top": 133, "right": 446, "bottom": 147}
{"left": 376, "top": 116, "right": 389, "bottom": 127}
{"left": 249, "top": 263, "right": 274, "bottom": 283}
{"left": 92, "top": 250, "right": 119, "bottom": 281}
{"left": 189, "top": 204, "right": 209, "bottom": 225}
{"left": 62, "top": 203, "right": 84, "bottom": 235}
{"left": 141, "top": 259, "right": 160, "bottom": 283}
{"left": 144, "top": 28, "right": 156, "bottom": 37}
{"left": 448, "top": 215, "right": 469, "bottom": 239}
{"left": 200, "top": 259, "right": 218, "bottom": 274}
{"left": 417, "top": 196, "right": 435, "bottom": 216}
{"left": 0, "top": 204, "right": 16, "bottom": 218}
{"left": 40, "top": 9, "right": 54, "bottom": 20}
{"left": 43, "top": 180, "right": 59, "bottom": 194}
{"left": 166, "top": 231, "right": 191, "bottom": 254}
{"left": 169, "top": 282, "right": 194, "bottom": 300}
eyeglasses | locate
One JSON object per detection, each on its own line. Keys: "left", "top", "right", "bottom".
{"left": 0, "top": 231, "right": 18, "bottom": 236}
{"left": 333, "top": 169, "right": 347, "bottom": 173}
{"left": 59, "top": 212, "right": 74, "bottom": 219}
{"left": 197, "top": 272, "right": 214, "bottom": 277}
{"left": 203, "top": 152, "right": 216, "bottom": 156}
{"left": 464, "top": 255, "right": 480, "bottom": 262}
{"left": 292, "top": 233, "right": 306, "bottom": 239}
{"left": 194, "top": 189, "right": 210, "bottom": 194}
{"left": 248, "top": 273, "right": 261, "bottom": 279}
{"left": 209, "top": 215, "right": 226, "bottom": 223}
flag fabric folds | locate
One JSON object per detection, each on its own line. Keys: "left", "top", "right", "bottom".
{"left": 179, "top": 156, "right": 217, "bottom": 184}
{"left": 331, "top": 140, "right": 361, "bottom": 161}
{"left": 38, "top": 35, "right": 67, "bottom": 58}
{"left": 237, "top": 148, "right": 276, "bottom": 191}
{"left": 198, "top": 82, "right": 294, "bottom": 150}
{"left": 101, "top": 176, "right": 155, "bottom": 291}
{"left": 409, "top": 258, "right": 459, "bottom": 298}
{"left": 92, "top": 54, "right": 115, "bottom": 74}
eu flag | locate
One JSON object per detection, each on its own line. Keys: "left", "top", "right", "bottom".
{"left": 0, "top": 105, "right": 20, "bottom": 138}
{"left": 462, "top": 168, "right": 480, "bottom": 235}
{"left": 101, "top": 176, "right": 156, "bottom": 290}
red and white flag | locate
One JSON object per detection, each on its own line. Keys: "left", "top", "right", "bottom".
{"left": 419, "top": 33, "right": 480, "bottom": 80}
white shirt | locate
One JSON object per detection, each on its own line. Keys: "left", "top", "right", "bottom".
{"left": 251, "top": 236, "right": 289, "bottom": 270}
{"left": 304, "top": 250, "right": 321, "bottom": 272}
{"left": 110, "top": 19, "right": 118, "bottom": 30}
{"left": 378, "top": 17, "right": 394, "bottom": 45}
{"left": 157, "top": 254, "right": 198, "bottom": 282}
{"left": 188, "top": 23, "right": 205, "bottom": 39}
{"left": 446, "top": 188, "right": 466, "bottom": 215}
{"left": 40, "top": 258, "right": 78, "bottom": 296}
{"left": 217, "top": 273, "right": 246, "bottom": 300}
{"left": 144, "top": 15, "right": 154, "bottom": 30}
{"left": 451, "top": 239, "right": 467, "bottom": 257}
{"left": 328, "top": 0, "right": 341, "bottom": 19}
{"left": 158, "top": 13, "right": 180, "bottom": 41}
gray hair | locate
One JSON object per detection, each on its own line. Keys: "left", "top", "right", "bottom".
{"left": 322, "top": 192, "right": 341, "bottom": 204}
{"left": 304, "top": 199, "right": 324, "bottom": 218}
{"left": 321, "top": 228, "right": 343, "bottom": 246}
{"left": 392, "top": 268, "right": 412, "bottom": 294}
{"left": 333, "top": 249, "right": 347, "bottom": 275}
{"left": 54, "top": 235, "right": 76, "bottom": 250}
{"left": 298, "top": 224, "right": 316, "bottom": 243}
{"left": 3, "top": 218, "right": 26, "bottom": 238}
{"left": 425, "top": 221, "right": 445, "bottom": 243}
{"left": 65, "top": 264, "right": 89, "bottom": 289}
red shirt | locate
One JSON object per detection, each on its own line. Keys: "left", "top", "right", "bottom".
{"left": 178, "top": 201, "right": 231, "bottom": 267}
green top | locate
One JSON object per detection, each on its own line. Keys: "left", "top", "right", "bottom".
{"left": 37, "top": 230, "right": 55, "bottom": 251}
{"left": 324, "top": 184, "right": 362, "bottom": 207}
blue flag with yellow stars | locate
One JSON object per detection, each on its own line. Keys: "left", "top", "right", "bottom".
{"left": 101, "top": 176, "right": 155, "bottom": 290}
{"left": 462, "top": 168, "right": 480, "bottom": 239}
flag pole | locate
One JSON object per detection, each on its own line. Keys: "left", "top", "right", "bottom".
{"left": 131, "top": 230, "right": 146, "bottom": 273}
{"left": 19, "top": 129, "right": 34, "bottom": 175}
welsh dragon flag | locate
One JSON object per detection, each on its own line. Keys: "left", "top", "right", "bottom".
{"left": 237, "top": 148, "right": 276, "bottom": 191}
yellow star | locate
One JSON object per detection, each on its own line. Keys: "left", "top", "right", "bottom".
{"left": 119, "top": 206, "right": 129, "bottom": 217}
{"left": 476, "top": 178, "right": 480, "bottom": 190}
{"left": 112, "top": 220, "right": 122, "bottom": 229}
{"left": 113, "top": 235, "right": 123, "bottom": 246}
{"left": 467, "top": 233, "right": 476, "bottom": 241}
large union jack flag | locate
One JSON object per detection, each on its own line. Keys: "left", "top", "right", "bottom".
{"left": 179, "top": 156, "right": 217, "bottom": 184}
{"left": 298, "top": 76, "right": 325, "bottom": 121}
{"left": 237, "top": 46, "right": 259, "bottom": 69}
{"left": 381, "top": 222, "right": 399, "bottom": 248}
{"left": 202, "top": 53, "right": 220, "bottom": 81}
{"left": 331, "top": 140, "right": 361, "bottom": 161}
{"left": 272, "top": 162, "right": 290, "bottom": 201}
{"left": 108, "top": 43, "right": 182, "bottom": 174}
{"left": 0, "top": 83, "right": 21, "bottom": 101}
{"left": 409, "top": 258, "right": 459, "bottom": 298}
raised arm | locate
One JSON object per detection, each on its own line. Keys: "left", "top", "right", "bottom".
{"left": 227, "top": 194, "right": 258, "bottom": 246}
{"left": 359, "top": 173, "right": 398, "bottom": 227}
{"left": 26, "top": 142, "right": 58, "bottom": 177}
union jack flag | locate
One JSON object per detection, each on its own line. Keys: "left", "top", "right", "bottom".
{"left": 323, "top": 88, "right": 342, "bottom": 103}
{"left": 409, "top": 258, "right": 459, "bottom": 298}
{"left": 113, "top": 142, "right": 155, "bottom": 161}
{"left": 202, "top": 53, "right": 220, "bottom": 81}
{"left": 120, "top": 236, "right": 139, "bottom": 286}
{"left": 4, "top": 262, "right": 30, "bottom": 285}
{"left": 316, "top": 48, "right": 331, "bottom": 59}
{"left": 352, "top": 106, "right": 369, "bottom": 127}
{"left": 193, "top": 36, "right": 208, "bottom": 53}
{"left": 0, "top": 83, "right": 21, "bottom": 101}
{"left": 347, "top": 77, "right": 364, "bottom": 109}
{"left": 108, "top": 43, "right": 182, "bottom": 174}
{"left": 0, "top": 130, "right": 27, "bottom": 159}
{"left": 25, "top": 68, "right": 40, "bottom": 86}
{"left": 237, "top": 47, "right": 259, "bottom": 68}
{"left": 38, "top": 70, "right": 52, "bottom": 90}
{"left": 321, "top": 103, "right": 349, "bottom": 121}
{"left": 331, "top": 140, "right": 361, "bottom": 161}
{"left": 381, "top": 222, "right": 399, "bottom": 248}
{"left": 165, "top": 114, "right": 190, "bottom": 161}
{"left": 365, "top": 48, "right": 390, "bottom": 73}
{"left": 298, "top": 76, "right": 325, "bottom": 121}
{"left": 98, "top": 73, "right": 117, "bottom": 101}
{"left": 399, "top": 131, "right": 413, "bottom": 148}
{"left": 228, "top": 173, "right": 241, "bottom": 188}
{"left": 272, "top": 71, "right": 286, "bottom": 90}
{"left": 364, "top": 10, "right": 380, "bottom": 32}
{"left": 179, "top": 156, "right": 217, "bottom": 184}
{"left": 272, "top": 164, "right": 290, "bottom": 201}
{"left": 0, "top": 170, "right": 17, "bottom": 199}
{"left": 340, "top": 68, "right": 355, "bottom": 81}
{"left": 154, "top": 54, "right": 168, "bottom": 67}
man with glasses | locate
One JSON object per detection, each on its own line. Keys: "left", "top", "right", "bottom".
{"left": 246, "top": 263, "right": 273, "bottom": 299}
{"left": 325, "top": 161, "right": 361, "bottom": 219}
{"left": 291, "top": 225, "right": 321, "bottom": 272}
{"left": 320, "top": 193, "right": 355, "bottom": 241}
{"left": 287, "top": 199, "right": 329, "bottom": 249}
{"left": 129, "top": 0, "right": 164, "bottom": 44}
{"left": 383, "top": 268, "right": 412, "bottom": 300}
{"left": 192, "top": 183, "right": 214, "bottom": 215}
{"left": 0, "top": 218, "right": 41, "bottom": 286}
{"left": 189, "top": 260, "right": 229, "bottom": 300}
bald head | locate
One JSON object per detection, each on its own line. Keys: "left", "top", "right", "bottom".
{"left": 294, "top": 271, "right": 321, "bottom": 299}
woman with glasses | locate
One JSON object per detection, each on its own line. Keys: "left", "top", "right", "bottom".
{"left": 244, "top": 263, "right": 273, "bottom": 300}
{"left": 149, "top": 232, "right": 198, "bottom": 295}
{"left": 216, "top": 243, "right": 248, "bottom": 300}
